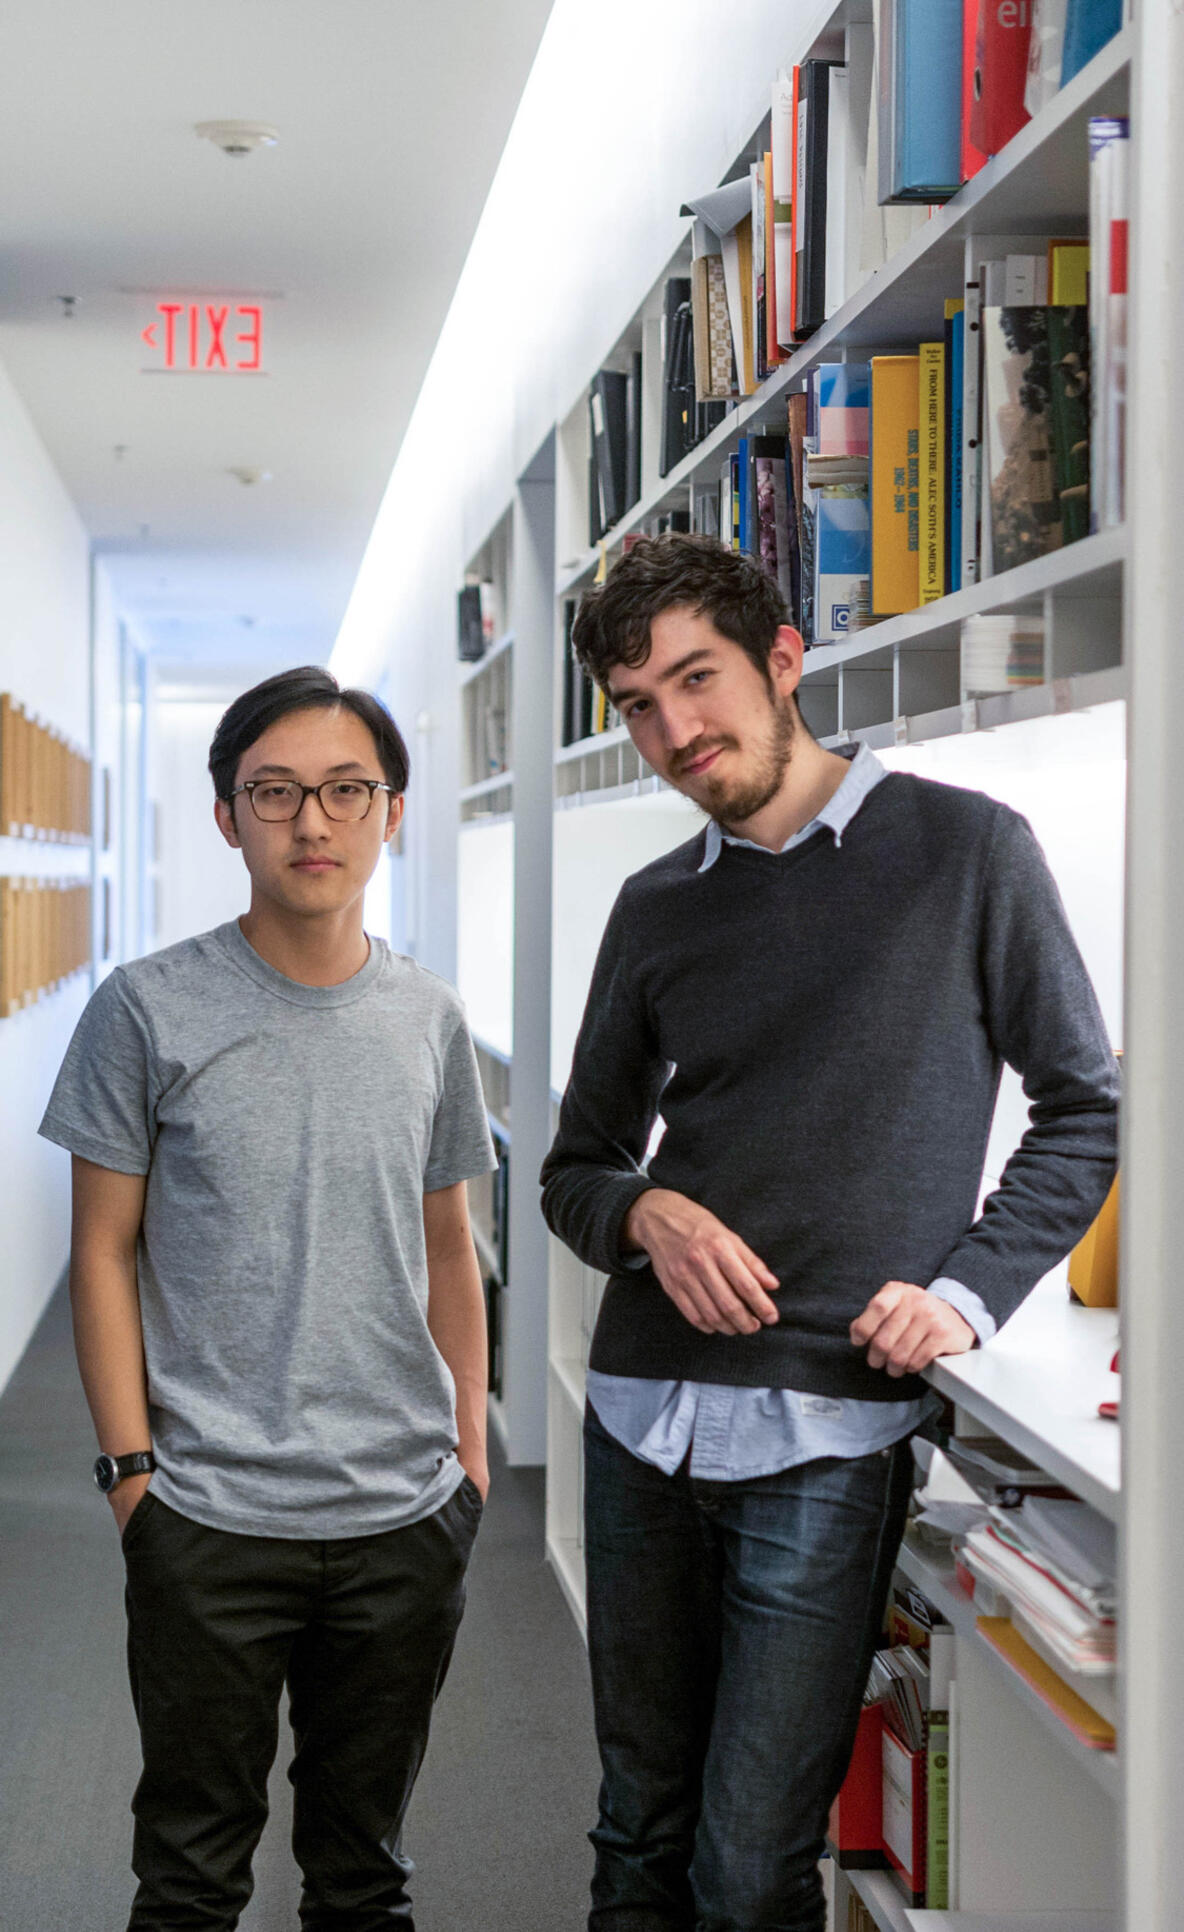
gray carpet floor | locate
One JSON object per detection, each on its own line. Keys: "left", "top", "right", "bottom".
{"left": 0, "top": 1282, "right": 601, "bottom": 1930}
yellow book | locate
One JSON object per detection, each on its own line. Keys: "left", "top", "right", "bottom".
{"left": 735, "top": 214, "right": 757, "bottom": 395}
{"left": 919, "top": 342, "right": 945, "bottom": 603}
{"left": 1048, "top": 238, "right": 1090, "bottom": 307}
{"left": 977, "top": 1619, "right": 1116, "bottom": 1749}
{"left": 870, "top": 356, "right": 920, "bottom": 615}
{"left": 1068, "top": 1172, "right": 1120, "bottom": 1307}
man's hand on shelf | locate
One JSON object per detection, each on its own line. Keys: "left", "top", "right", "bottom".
{"left": 623, "top": 1189, "right": 780, "bottom": 1337}
{"left": 850, "top": 1281, "right": 976, "bottom": 1378}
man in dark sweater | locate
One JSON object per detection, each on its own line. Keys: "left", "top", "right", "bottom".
{"left": 540, "top": 535, "right": 1118, "bottom": 1932}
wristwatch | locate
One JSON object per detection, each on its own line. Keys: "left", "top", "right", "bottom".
{"left": 93, "top": 1450, "right": 155, "bottom": 1494}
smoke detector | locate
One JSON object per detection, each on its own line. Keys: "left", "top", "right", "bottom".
{"left": 228, "top": 466, "right": 273, "bottom": 487}
{"left": 195, "top": 121, "right": 279, "bottom": 159}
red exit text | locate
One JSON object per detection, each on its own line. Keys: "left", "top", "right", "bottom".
{"left": 141, "top": 302, "right": 265, "bottom": 373}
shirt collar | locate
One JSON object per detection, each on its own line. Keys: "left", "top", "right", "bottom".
{"left": 698, "top": 742, "right": 886, "bottom": 873}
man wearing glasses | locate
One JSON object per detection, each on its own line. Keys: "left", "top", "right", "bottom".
{"left": 39, "top": 666, "right": 495, "bottom": 1932}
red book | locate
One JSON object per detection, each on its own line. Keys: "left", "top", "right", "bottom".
{"left": 969, "top": 0, "right": 1032, "bottom": 157}
{"left": 961, "top": 0, "right": 988, "bottom": 180}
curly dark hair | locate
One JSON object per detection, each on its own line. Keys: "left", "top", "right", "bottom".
{"left": 571, "top": 534, "right": 791, "bottom": 692}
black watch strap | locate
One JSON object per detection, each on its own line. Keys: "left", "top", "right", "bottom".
{"left": 94, "top": 1450, "right": 155, "bottom": 1494}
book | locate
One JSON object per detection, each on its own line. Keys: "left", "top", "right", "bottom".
{"left": 961, "top": 273, "right": 982, "bottom": 584}
{"left": 762, "top": 151, "right": 780, "bottom": 369}
{"left": 945, "top": 298, "right": 965, "bottom": 592}
{"left": 970, "top": 0, "right": 1032, "bottom": 156}
{"left": 591, "top": 369, "right": 629, "bottom": 530}
{"left": 925, "top": 1628, "right": 955, "bottom": 1909}
{"left": 751, "top": 160, "right": 768, "bottom": 383}
{"left": 1025, "top": 0, "right": 1069, "bottom": 117}
{"left": 1088, "top": 115, "right": 1128, "bottom": 530}
{"left": 1061, "top": 0, "right": 1123, "bottom": 85}
{"left": 1046, "top": 304, "right": 1090, "bottom": 544}
{"left": 961, "top": 0, "right": 990, "bottom": 180}
{"left": 1048, "top": 237, "right": 1090, "bottom": 305}
{"left": 457, "top": 584, "right": 487, "bottom": 663}
{"left": 812, "top": 361, "right": 871, "bottom": 456}
{"left": 982, "top": 304, "right": 1063, "bottom": 574}
{"left": 624, "top": 350, "right": 642, "bottom": 513}
{"left": 919, "top": 341, "right": 946, "bottom": 601}
{"left": 794, "top": 61, "right": 840, "bottom": 337}
{"left": 870, "top": 355, "right": 920, "bottom": 612}
{"left": 691, "top": 254, "right": 736, "bottom": 401}
{"left": 961, "top": 612, "right": 1046, "bottom": 695}
{"left": 824, "top": 64, "right": 851, "bottom": 319}
{"left": 889, "top": 0, "right": 963, "bottom": 199}
{"left": 789, "top": 64, "right": 802, "bottom": 343}
{"left": 813, "top": 482, "right": 871, "bottom": 641}
{"left": 772, "top": 71, "right": 796, "bottom": 350}
{"left": 787, "top": 391, "right": 809, "bottom": 589}
{"left": 977, "top": 1617, "right": 1116, "bottom": 1746}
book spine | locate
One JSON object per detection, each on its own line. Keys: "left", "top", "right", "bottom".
{"left": 949, "top": 306, "right": 964, "bottom": 593}
{"left": 772, "top": 71, "right": 796, "bottom": 350}
{"left": 925, "top": 1712, "right": 951, "bottom": 1907}
{"left": 962, "top": 0, "right": 990, "bottom": 179}
{"left": 790, "top": 65, "right": 802, "bottom": 338}
{"left": 961, "top": 277, "right": 982, "bottom": 584}
{"left": 796, "top": 64, "right": 832, "bottom": 336}
{"left": 919, "top": 342, "right": 946, "bottom": 601}
{"left": 895, "top": 0, "right": 963, "bottom": 198}
{"left": 971, "top": 0, "right": 1032, "bottom": 156}
{"left": 870, "top": 355, "right": 921, "bottom": 613}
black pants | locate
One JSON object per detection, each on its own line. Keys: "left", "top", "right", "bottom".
{"left": 120, "top": 1480, "right": 483, "bottom": 1931}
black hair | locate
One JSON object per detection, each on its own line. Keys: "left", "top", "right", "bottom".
{"left": 208, "top": 667, "right": 410, "bottom": 807}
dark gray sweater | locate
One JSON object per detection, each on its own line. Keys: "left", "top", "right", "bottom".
{"left": 540, "top": 772, "right": 1119, "bottom": 1402}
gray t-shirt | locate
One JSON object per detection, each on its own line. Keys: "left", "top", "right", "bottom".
{"left": 39, "top": 921, "right": 496, "bottom": 1539}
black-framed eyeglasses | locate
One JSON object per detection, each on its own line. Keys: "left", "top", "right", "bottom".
{"left": 228, "top": 778, "right": 396, "bottom": 823}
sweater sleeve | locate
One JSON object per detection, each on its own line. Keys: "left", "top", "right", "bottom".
{"left": 539, "top": 886, "right": 673, "bottom": 1276}
{"left": 935, "top": 806, "right": 1119, "bottom": 1324}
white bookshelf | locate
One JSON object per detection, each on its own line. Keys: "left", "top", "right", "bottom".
{"left": 533, "top": 11, "right": 1134, "bottom": 1929}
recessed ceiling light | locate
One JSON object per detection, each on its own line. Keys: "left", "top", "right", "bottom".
{"left": 228, "top": 466, "right": 273, "bottom": 487}
{"left": 195, "top": 120, "right": 279, "bottom": 159}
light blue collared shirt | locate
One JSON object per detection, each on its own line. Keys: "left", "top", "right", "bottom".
{"left": 587, "top": 744, "right": 995, "bottom": 1480}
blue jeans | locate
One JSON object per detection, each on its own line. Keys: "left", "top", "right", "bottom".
{"left": 583, "top": 1401, "right": 913, "bottom": 1932}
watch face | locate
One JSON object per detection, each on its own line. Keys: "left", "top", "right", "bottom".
{"left": 94, "top": 1455, "right": 118, "bottom": 1493}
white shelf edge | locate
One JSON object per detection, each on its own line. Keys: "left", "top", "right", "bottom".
{"left": 459, "top": 770, "right": 514, "bottom": 805}
{"left": 894, "top": 1536, "right": 1119, "bottom": 1800}
{"left": 802, "top": 529, "right": 1127, "bottom": 677}
{"left": 821, "top": 665, "right": 1126, "bottom": 756}
{"left": 545, "top": 1532, "right": 588, "bottom": 1640}
{"left": 550, "top": 1354, "right": 586, "bottom": 1415}
{"left": 471, "top": 1222, "right": 501, "bottom": 1281}
{"left": 846, "top": 1866, "right": 918, "bottom": 1932}
{"left": 923, "top": 1359, "right": 1120, "bottom": 1525}
{"left": 471, "top": 1033, "right": 512, "bottom": 1068}
{"left": 554, "top": 722, "right": 631, "bottom": 766}
{"left": 552, "top": 33, "right": 1131, "bottom": 600}
{"left": 458, "top": 630, "right": 514, "bottom": 686}
{"left": 906, "top": 1912, "right": 1116, "bottom": 1930}
{"left": 555, "top": 775, "right": 670, "bottom": 813}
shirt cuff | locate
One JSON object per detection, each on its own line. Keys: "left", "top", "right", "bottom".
{"left": 927, "top": 1277, "right": 997, "bottom": 1346}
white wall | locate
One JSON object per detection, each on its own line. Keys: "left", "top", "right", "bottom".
{"left": 332, "top": 0, "right": 820, "bottom": 980}
{"left": 0, "top": 355, "right": 95, "bottom": 1388}
{"left": 149, "top": 698, "right": 249, "bottom": 950}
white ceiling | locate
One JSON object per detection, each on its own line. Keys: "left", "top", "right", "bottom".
{"left": 0, "top": 0, "right": 554, "bottom": 689}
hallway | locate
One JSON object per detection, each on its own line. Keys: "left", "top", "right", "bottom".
{"left": 0, "top": 1284, "right": 600, "bottom": 1931}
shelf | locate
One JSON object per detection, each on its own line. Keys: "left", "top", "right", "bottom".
{"left": 553, "top": 31, "right": 1130, "bottom": 601}
{"left": 923, "top": 1279, "right": 1119, "bottom": 1522}
{"left": 472, "top": 1033, "right": 512, "bottom": 1068}
{"left": 823, "top": 665, "right": 1125, "bottom": 756}
{"left": 847, "top": 1867, "right": 918, "bottom": 1932}
{"left": 908, "top": 1912, "right": 1114, "bottom": 1929}
{"left": 801, "top": 529, "right": 1126, "bottom": 678}
{"left": 458, "top": 630, "right": 514, "bottom": 686}
{"left": 459, "top": 769, "right": 514, "bottom": 804}
{"left": 550, "top": 1355, "right": 586, "bottom": 1415}
{"left": 471, "top": 1222, "right": 501, "bottom": 1281}
{"left": 894, "top": 1535, "right": 1118, "bottom": 1800}
{"left": 546, "top": 1532, "right": 587, "bottom": 1637}
{"left": 555, "top": 723, "right": 631, "bottom": 766}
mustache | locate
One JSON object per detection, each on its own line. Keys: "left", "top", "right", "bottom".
{"left": 672, "top": 739, "right": 735, "bottom": 778}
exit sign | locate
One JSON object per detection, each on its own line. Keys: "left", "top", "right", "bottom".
{"left": 141, "top": 301, "right": 265, "bottom": 374}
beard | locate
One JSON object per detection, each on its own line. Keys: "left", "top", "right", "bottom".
{"left": 682, "top": 693, "right": 797, "bottom": 827}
